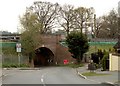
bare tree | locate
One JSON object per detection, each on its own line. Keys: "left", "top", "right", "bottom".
{"left": 29, "top": 1, "right": 60, "bottom": 34}
{"left": 73, "top": 7, "right": 94, "bottom": 33}
{"left": 96, "top": 9, "right": 118, "bottom": 38}
{"left": 92, "top": 17, "right": 103, "bottom": 38}
{"left": 107, "top": 9, "right": 118, "bottom": 38}
{"left": 58, "top": 4, "right": 74, "bottom": 35}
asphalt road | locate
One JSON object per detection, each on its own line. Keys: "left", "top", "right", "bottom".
{"left": 2, "top": 67, "right": 115, "bottom": 86}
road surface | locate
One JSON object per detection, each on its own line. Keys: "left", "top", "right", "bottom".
{"left": 2, "top": 67, "right": 114, "bottom": 86}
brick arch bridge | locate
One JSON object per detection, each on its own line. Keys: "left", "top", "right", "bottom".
{"left": 31, "top": 34, "right": 75, "bottom": 67}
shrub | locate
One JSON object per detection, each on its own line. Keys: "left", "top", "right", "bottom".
{"left": 2, "top": 63, "right": 29, "bottom": 68}
{"left": 101, "top": 52, "right": 109, "bottom": 71}
{"left": 66, "top": 31, "right": 89, "bottom": 63}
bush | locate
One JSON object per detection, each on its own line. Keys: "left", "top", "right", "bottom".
{"left": 94, "top": 63, "right": 100, "bottom": 69}
{"left": 91, "top": 53, "right": 99, "bottom": 64}
{"left": 66, "top": 31, "right": 89, "bottom": 63}
{"left": 68, "top": 63, "right": 84, "bottom": 68}
{"left": 91, "top": 49, "right": 104, "bottom": 64}
{"left": 2, "top": 63, "right": 29, "bottom": 68}
{"left": 101, "top": 52, "right": 109, "bottom": 71}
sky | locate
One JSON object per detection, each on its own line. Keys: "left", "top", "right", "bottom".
{"left": 0, "top": 0, "right": 119, "bottom": 33}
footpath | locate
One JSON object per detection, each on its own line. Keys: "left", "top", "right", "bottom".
{"left": 76, "top": 64, "right": 120, "bottom": 86}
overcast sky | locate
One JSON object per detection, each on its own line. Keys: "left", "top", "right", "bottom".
{"left": 0, "top": 0, "right": 119, "bottom": 33}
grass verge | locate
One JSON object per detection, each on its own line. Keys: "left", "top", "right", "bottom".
{"left": 57, "top": 63, "right": 84, "bottom": 68}
{"left": 82, "top": 72, "right": 110, "bottom": 76}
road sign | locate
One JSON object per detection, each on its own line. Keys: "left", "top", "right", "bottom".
{"left": 16, "top": 43, "right": 21, "bottom": 52}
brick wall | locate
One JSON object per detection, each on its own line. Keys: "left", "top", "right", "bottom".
{"left": 33, "top": 34, "right": 76, "bottom": 65}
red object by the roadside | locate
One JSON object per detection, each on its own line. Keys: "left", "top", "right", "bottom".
{"left": 63, "top": 59, "right": 69, "bottom": 64}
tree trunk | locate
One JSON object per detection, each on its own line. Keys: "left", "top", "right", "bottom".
{"left": 76, "top": 53, "right": 83, "bottom": 64}
{"left": 77, "top": 55, "right": 81, "bottom": 64}
{"left": 66, "top": 29, "right": 69, "bottom": 36}
{"left": 80, "top": 53, "right": 83, "bottom": 62}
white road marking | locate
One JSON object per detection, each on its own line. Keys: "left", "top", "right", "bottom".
{"left": 41, "top": 78, "right": 44, "bottom": 82}
{"left": 41, "top": 73, "right": 47, "bottom": 86}
{"left": 77, "top": 71, "right": 101, "bottom": 84}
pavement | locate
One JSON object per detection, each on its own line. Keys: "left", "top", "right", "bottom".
{"left": 76, "top": 63, "right": 120, "bottom": 86}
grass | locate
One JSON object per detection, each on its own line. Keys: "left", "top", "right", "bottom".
{"left": 82, "top": 72, "right": 110, "bottom": 76}
{"left": 57, "top": 63, "right": 84, "bottom": 68}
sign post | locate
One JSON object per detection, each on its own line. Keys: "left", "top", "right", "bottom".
{"left": 16, "top": 43, "right": 21, "bottom": 66}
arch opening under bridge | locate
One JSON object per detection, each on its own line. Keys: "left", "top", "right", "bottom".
{"left": 34, "top": 47, "right": 54, "bottom": 67}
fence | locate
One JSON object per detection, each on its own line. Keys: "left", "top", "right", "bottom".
{"left": 2, "top": 54, "right": 29, "bottom": 65}
{"left": 88, "top": 42, "right": 117, "bottom": 45}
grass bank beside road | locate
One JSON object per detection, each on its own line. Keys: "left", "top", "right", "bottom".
{"left": 57, "top": 63, "right": 84, "bottom": 68}
{"left": 82, "top": 72, "right": 110, "bottom": 76}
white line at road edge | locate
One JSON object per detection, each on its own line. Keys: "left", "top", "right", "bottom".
{"left": 78, "top": 72, "right": 87, "bottom": 79}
